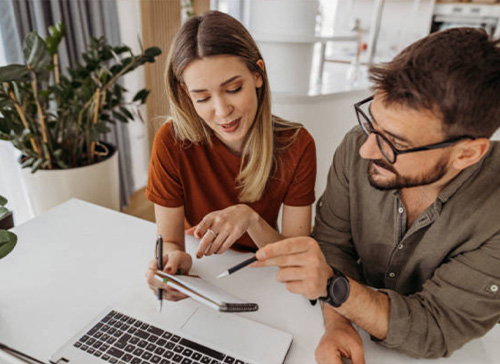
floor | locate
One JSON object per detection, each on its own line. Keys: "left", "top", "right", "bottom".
{"left": 121, "top": 187, "right": 155, "bottom": 223}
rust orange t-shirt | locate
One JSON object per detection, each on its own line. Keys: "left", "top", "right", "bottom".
{"left": 146, "top": 121, "right": 316, "bottom": 250}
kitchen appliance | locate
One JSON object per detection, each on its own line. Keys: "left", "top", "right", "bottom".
{"left": 431, "top": 2, "right": 500, "bottom": 38}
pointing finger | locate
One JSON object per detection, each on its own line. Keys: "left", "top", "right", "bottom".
{"left": 252, "top": 252, "right": 307, "bottom": 268}
{"left": 196, "top": 231, "right": 215, "bottom": 258}
{"left": 194, "top": 215, "right": 213, "bottom": 239}
{"left": 256, "top": 237, "right": 316, "bottom": 260}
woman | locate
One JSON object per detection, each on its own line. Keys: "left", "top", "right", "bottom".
{"left": 146, "top": 10, "right": 316, "bottom": 301}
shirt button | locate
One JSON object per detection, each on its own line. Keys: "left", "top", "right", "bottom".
{"left": 388, "top": 272, "right": 396, "bottom": 278}
{"left": 491, "top": 284, "right": 498, "bottom": 293}
{"left": 398, "top": 244, "right": 404, "bottom": 250}
{"left": 398, "top": 207, "right": 404, "bottom": 214}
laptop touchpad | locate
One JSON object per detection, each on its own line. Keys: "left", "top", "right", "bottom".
{"left": 181, "top": 306, "right": 292, "bottom": 363}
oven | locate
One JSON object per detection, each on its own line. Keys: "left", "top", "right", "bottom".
{"left": 431, "top": 2, "right": 500, "bottom": 38}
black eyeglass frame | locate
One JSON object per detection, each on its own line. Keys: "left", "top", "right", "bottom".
{"left": 354, "top": 95, "right": 475, "bottom": 164}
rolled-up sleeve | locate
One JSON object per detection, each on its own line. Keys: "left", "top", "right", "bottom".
{"left": 378, "top": 233, "right": 500, "bottom": 358}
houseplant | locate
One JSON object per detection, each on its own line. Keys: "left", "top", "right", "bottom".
{"left": 0, "top": 195, "right": 16, "bottom": 260}
{"left": 0, "top": 23, "right": 161, "bottom": 214}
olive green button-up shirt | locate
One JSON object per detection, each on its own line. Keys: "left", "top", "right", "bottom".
{"left": 313, "top": 127, "right": 500, "bottom": 358}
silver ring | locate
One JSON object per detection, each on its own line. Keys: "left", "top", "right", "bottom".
{"left": 206, "top": 229, "right": 217, "bottom": 238}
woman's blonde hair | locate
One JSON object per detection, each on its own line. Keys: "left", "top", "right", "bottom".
{"left": 165, "top": 10, "right": 300, "bottom": 202}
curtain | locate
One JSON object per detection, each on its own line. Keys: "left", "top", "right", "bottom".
{"left": 0, "top": 0, "right": 134, "bottom": 208}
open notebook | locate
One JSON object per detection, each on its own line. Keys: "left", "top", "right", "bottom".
{"left": 154, "top": 271, "right": 258, "bottom": 312}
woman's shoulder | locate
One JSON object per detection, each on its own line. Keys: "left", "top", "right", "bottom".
{"left": 151, "top": 120, "right": 185, "bottom": 162}
{"left": 155, "top": 119, "right": 177, "bottom": 143}
{"left": 273, "top": 117, "right": 314, "bottom": 149}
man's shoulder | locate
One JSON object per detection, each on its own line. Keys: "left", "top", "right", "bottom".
{"left": 337, "top": 126, "right": 366, "bottom": 158}
{"left": 332, "top": 126, "right": 367, "bottom": 174}
{"left": 471, "top": 140, "right": 500, "bottom": 195}
{"left": 485, "top": 140, "right": 500, "bottom": 168}
{"left": 470, "top": 140, "right": 500, "bottom": 187}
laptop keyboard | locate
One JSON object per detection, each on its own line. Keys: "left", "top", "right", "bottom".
{"left": 72, "top": 310, "right": 248, "bottom": 364}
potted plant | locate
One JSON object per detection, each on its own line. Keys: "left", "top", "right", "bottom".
{"left": 0, "top": 23, "right": 161, "bottom": 215}
{"left": 0, "top": 195, "right": 16, "bottom": 260}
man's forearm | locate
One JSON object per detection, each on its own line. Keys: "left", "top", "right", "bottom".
{"left": 335, "top": 277, "right": 390, "bottom": 340}
{"left": 322, "top": 302, "right": 353, "bottom": 330}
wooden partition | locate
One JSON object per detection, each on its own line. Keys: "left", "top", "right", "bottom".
{"left": 193, "top": 0, "right": 210, "bottom": 14}
{"left": 140, "top": 0, "right": 182, "bottom": 149}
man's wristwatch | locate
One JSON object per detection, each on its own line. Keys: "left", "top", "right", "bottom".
{"left": 319, "top": 266, "right": 350, "bottom": 308}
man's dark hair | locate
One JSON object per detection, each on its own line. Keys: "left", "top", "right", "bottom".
{"left": 369, "top": 28, "right": 500, "bottom": 138}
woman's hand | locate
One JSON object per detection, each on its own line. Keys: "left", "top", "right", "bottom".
{"left": 146, "top": 250, "right": 192, "bottom": 301}
{"left": 189, "top": 204, "right": 258, "bottom": 258}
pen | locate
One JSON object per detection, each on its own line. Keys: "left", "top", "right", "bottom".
{"left": 156, "top": 234, "right": 163, "bottom": 312}
{"left": 217, "top": 255, "right": 257, "bottom": 279}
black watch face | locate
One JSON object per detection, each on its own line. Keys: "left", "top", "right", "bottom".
{"left": 329, "top": 276, "right": 349, "bottom": 306}
{"left": 330, "top": 277, "right": 349, "bottom": 303}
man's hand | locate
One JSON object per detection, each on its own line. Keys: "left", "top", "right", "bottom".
{"left": 315, "top": 321, "right": 365, "bottom": 364}
{"left": 252, "top": 237, "right": 333, "bottom": 299}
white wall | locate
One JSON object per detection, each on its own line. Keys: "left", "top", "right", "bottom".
{"left": 272, "top": 89, "right": 371, "bottom": 199}
{"left": 116, "top": 0, "right": 150, "bottom": 192}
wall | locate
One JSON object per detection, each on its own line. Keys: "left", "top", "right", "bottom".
{"left": 115, "top": 0, "right": 149, "bottom": 191}
{"left": 272, "top": 89, "right": 371, "bottom": 199}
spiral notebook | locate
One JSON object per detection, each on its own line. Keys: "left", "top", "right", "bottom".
{"left": 154, "top": 271, "right": 259, "bottom": 312}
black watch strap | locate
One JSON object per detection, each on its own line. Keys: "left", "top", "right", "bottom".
{"left": 319, "top": 265, "right": 350, "bottom": 308}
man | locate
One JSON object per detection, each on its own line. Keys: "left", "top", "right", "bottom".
{"left": 252, "top": 27, "right": 500, "bottom": 363}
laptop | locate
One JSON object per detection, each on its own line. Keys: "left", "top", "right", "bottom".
{"left": 49, "top": 304, "right": 293, "bottom": 364}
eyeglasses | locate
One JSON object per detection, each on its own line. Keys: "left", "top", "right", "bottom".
{"left": 354, "top": 95, "right": 474, "bottom": 164}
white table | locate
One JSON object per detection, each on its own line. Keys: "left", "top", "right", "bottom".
{"left": 0, "top": 199, "right": 498, "bottom": 364}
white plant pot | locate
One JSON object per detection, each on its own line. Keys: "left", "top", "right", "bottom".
{"left": 20, "top": 145, "right": 120, "bottom": 216}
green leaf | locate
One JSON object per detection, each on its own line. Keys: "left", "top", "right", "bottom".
{"left": 144, "top": 47, "right": 162, "bottom": 58}
{"left": 93, "top": 122, "right": 111, "bottom": 134}
{"left": 11, "top": 81, "right": 23, "bottom": 104}
{"left": 110, "top": 64, "right": 123, "bottom": 76}
{"left": 23, "top": 32, "right": 51, "bottom": 72}
{"left": 132, "top": 89, "right": 150, "bottom": 103}
{"left": 113, "top": 46, "right": 131, "bottom": 54}
{"left": 0, "top": 65, "right": 29, "bottom": 82}
{"left": 0, "top": 195, "right": 7, "bottom": 206}
{"left": 52, "top": 149, "right": 63, "bottom": 158}
{"left": 0, "top": 230, "right": 17, "bottom": 260}
{"left": 56, "top": 159, "right": 68, "bottom": 168}
{"left": 112, "top": 111, "right": 128, "bottom": 123}
{"left": 120, "top": 106, "right": 134, "bottom": 120}
{"left": 21, "top": 157, "right": 35, "bottom": 168}
{"left": 46, "top": 22, "right": 65, "bottom": 55}
{"left": 0, "top": 207, "right": 8, "bottom": 219}
{"left": 31, "top": 158, "right": 44, "bottom": 173}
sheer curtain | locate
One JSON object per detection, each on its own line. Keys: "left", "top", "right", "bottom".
{"left": 0, "top": 0, "right": 134, "bottom": 224}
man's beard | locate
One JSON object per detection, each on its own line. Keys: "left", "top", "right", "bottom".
{"left": 367, "top": 157, "right": 449, "bottom": 191}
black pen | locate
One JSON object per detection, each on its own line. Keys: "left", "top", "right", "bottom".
{"left": 156, "top": 234, "right": 163, "bottom": 312}
{"left": 217, "top": 255, "right": 257, "bottom": 279}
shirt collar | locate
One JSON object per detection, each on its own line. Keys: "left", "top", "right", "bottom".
{"left": 437, "top": 145, "right": 492, "bottom": 204}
